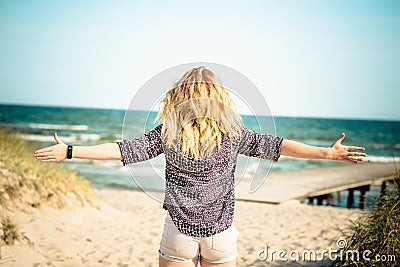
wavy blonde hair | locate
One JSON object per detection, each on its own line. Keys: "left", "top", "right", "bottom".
{"left": 157, "top": 66, "right": 242, "bottom": 159}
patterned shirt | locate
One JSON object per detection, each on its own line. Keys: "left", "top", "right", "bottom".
{"left": 117, "top": 124, "right": 283, "bottom": 237}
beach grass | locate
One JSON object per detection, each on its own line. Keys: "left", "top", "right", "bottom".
{"left": 0, "top": 127, "right": 92, "bottom": 246}
{"left": 0, "top": 127, "right": 92, "bottom": 208}
{"left": 335, "top": 171, "right": 400, "bottom": 266}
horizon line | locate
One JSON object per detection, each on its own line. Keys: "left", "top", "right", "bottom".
{"left": 0, "top": 101, "right": 399, "bottom": 122}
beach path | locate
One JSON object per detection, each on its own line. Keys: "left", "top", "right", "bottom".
{"left": 235, "top": 162, "right": 398, "bottom": 204}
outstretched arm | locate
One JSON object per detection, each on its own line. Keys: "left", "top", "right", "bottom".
{"left": 280, "top": 133, "right": 366, "bottom": 164}
{"left": 34, "top": 133, "right": 122, "bottom": 162}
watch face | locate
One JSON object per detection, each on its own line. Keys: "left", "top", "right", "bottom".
{"left": 67, "top": 145, "right": 73, "bottom": 159}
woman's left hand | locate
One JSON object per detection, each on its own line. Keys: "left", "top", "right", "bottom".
{"left": 34, "top": 133, "right": 68, "bottom": 162}
{"left": 328, "top": 133, "right": 367, "bottom": 164}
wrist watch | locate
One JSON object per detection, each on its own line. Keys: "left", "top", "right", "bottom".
{"left": 66, "top": 145, "right": 73, "bottom": 159}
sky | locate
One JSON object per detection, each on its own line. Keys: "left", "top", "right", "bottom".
{"left": 0, "top": 0, "right": 399, "bottom": 120}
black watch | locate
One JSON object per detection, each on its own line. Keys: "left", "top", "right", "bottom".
{"left": 66, "top": 145, "right": 73, "bottom": 159}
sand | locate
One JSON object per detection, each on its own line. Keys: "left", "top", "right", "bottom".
{"left": 0, "top": 187, "right": 363, "bottom": 267}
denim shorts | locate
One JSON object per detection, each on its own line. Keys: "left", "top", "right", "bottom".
{"left": 158, "top": 213, "right": 239, "bottom": 264}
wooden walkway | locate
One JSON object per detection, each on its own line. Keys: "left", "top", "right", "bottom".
{"left": 235, "top": 162, "right": 398, "bottom": 204}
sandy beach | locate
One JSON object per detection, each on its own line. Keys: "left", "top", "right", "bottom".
{"left": 1, "top": 187, "right": 363, "bottom": 267}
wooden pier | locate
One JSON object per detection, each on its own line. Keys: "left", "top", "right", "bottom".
{"left": 235, "top": 162, "right": 398, "bottom": 208}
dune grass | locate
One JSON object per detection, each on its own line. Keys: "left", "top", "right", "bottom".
{"left": 0, "top": 127, "right": 92, "bottom": 247}
{"left": 0, "top": 127, "right": 91, "bottom": 208}
{"left": 335, "top": 172, "right": 400, "bottom": 266}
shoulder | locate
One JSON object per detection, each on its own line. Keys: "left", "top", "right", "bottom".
{"left": 154, "top": 124, "right": 163, "bottom": 132}
{"left": 147, "top": 124, "right": 162, "bottom": 134}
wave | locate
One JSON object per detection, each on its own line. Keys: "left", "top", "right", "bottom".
{"left": 364, "top": 156, "right": 400, "bottom": 163}
{"left": 28, "top": 123, "right": 89, "bottom": 131}
{"left": 19, "top": 133, "right": 101, "bottom": 142}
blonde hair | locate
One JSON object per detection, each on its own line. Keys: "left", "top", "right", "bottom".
{"left": 157, "top": 66, "right": 242, "bottom": 159}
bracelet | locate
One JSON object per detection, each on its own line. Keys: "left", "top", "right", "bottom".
{"left": 66, "top": 145, "right": 73, "bottom": 159}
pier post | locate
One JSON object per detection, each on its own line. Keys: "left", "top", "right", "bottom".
{"left": 380, "top": 181, "right": 386, "bottom": 198}
{"left": 329, "top": 193, "right": 336, "bottom": 206}
{"left": 359, "top": 185, "right": 370, "bottom": 210}
{"left": 317, "top": 195, "right": 323, "bottom": 205}
{"left": 315, "top": 194, "right": 329, "bottom": 206}
{"left": 347, "top": 189, "right": 354, "bottom": 208}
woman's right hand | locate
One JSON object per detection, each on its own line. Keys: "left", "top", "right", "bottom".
{"left": 34, "top": 133, "right": 68, "bottom": 162}
{"left": 327, "top": 133, "right": 366, "bottom": 164}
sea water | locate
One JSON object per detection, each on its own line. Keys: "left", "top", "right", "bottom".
{"left": 1, "top": 104, "right": 399, "bottom": 208}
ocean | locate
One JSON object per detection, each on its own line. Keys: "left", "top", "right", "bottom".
{"left": 1, "top": 104, "right": 399, "bottom": 208}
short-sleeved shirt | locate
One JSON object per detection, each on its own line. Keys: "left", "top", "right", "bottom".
{"left": 117, "top": 124, "right": 283, "bottom": 237}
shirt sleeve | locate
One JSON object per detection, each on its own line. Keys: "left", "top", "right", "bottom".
{"left": 116, "top": 125, "right": 164, "bottom": 166}
{"left": 238, "top": 126, "right": 283, "bottom": 161}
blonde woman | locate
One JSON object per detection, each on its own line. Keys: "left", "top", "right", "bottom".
{"left": 34, "top": 67, "right": 366, "bottom": 267}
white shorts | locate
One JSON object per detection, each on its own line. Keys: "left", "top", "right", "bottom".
{"left": 158, "top": 213, "right": 239, "bottom": 264}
